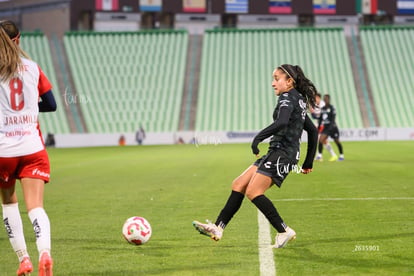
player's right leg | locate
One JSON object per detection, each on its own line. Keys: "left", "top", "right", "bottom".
{"left": 2, "top": 200, "right": 33, "bottom": 276}
{"left": 17, "top": 257, "right": 33, "bottom": 276}
{"left": 316, "top": 134, "right": 328, "bottom": 161}
{"left": 2, "top": 199, "right": 33, "bottom": 276}
{"left": 193, "top": 165, "right": 258, "bottom": 241}
{"left": 1, "top": 163, "right": 33, "bottom": 276}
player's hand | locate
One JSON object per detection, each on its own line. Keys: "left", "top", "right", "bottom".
{"left": 301, "top": 168, "right": 313, "bottom": 174}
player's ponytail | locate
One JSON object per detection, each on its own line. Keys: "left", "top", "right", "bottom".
{"left": 279, "top": 64, "right": 317, "bottom": 109}
{"left": 0, "top": 20, "right": 28, "bottom": 82}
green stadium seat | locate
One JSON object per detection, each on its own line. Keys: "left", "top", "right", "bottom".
{"left": 64, "top": 30, "right": 188, "bottom": 133}
{"left": 20, "top": 32, "right": 71, "bottom": 134}
{"left": 360, "top": 26, "right": 414, "bottom": 127}
{"left": 196, "top": 28, "right": 363, "bottom": 132}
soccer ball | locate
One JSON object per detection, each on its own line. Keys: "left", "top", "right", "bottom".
{"left": 122, "top": 216, "right": 152, "bottom": 245}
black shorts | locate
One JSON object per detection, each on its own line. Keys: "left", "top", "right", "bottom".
{"left": 253, "top": 149, "right": 298, "bottom": 188}
{"left": 321, "top": 125, "right": 340, "bottom": 139}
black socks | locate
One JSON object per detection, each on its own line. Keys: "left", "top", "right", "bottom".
{"left": 335, "top": 141, "right": 343, "bottom": 154}
{"left": 214, "top": 191, "right": 287, "bottom": 233}
{"left": 252, "top": 195, "right": 286, "bottom": 233}
{"left": 215, "top": 190, "right": 244, "bottom": 229}
{"left": 318, "top": 142, "right": 323, "bottom": 154}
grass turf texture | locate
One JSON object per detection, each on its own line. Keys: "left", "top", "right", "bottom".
{"left": 1, "top": 141, "right": 413, "bottom": 275}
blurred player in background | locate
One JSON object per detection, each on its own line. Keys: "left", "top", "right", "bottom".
{"left": 310, "top": 93, "right": 324, "bottom": 120}
{"left": 315, "top": 94, "right": 344, "bottom": 161}
{"left": 311, "top": 93, "right": 332, "bottom": 161}
{"left": 0, "top": 20, "right": 55, "bottom": 276}
{"left": 193, "top": 64, "right": 318, "bottom": 248}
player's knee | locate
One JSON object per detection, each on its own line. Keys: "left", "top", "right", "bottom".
{"left": 245, "top": 185, "right": 261, "bottom": 201}
{"left": 231, "top": 178, "right": 247, "bottom": 193}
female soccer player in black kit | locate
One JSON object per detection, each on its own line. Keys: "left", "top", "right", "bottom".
{"left": 315, "top": 94, "right": 344, "bottom": 161}
{"left": 193, "top": 64, "right": 318, "bottom": 248}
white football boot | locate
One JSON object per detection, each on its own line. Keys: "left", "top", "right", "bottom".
{"left": 273, "top": 226, "right": 296, "bottom": 248}
{"left": 192, "top": 220, "right": 223, "bottom": 241}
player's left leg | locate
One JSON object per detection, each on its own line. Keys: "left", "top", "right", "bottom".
{"left": 21, "top": 178, "right": 53, "bottom": 276}
{"left": 245, "top": 173, "right": 296, "bottom": 248}
{"left": 334, "top": 138, "right": 344, "bottom": 160}
{"left": 321, "top": 131, "right": 337, "bottom": 161}
{"left": 317, "top": 134, "right": 334, "bottom": 161}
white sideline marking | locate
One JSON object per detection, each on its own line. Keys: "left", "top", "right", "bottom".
{"left": 273, "top": 197, "right": 414, "bottom": 202}
{"left": 258, "top": 210, "right": 276, "bottom": 276}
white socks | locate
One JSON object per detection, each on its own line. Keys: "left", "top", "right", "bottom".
{"left": 28, "top": 207, "right": 51, "bottom": 259}
{"left": 2, "top": 203, "right": 29, "bottom": 262}
{"left": 324, "top": 143, "right": 337, "bottom": 157}
{"left": 2, "top": 203, "right": 51, "bottom": 262}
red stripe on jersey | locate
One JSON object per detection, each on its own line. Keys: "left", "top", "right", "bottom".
{"left": 37, "top": 65, "right": 52, "bottom": 96}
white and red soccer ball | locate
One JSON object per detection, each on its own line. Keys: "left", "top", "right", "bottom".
{"left": 122, "top": 216, "right": 152, "bottom": 245}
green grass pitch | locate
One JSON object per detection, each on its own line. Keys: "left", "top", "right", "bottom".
{"left": 1, "top": 141, "right": 413, "bottom": 275}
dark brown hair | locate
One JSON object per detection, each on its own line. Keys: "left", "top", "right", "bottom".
{"left": 278, "top": 64, "right": 318, "bottom": 108}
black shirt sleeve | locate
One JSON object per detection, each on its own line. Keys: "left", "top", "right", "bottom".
{"left": 331, "top": 106, "right": 336, "bottom": 125}
{"left": 38, "top": 90, "right": 57, "bottom": 112}
{"left": 251, "top": 106, "right": 292, "bottom": 155}
{"left": 302, "top": 114, "right": 318, "bottom": 169}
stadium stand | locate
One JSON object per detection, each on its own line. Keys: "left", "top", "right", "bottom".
{"left": 20, "top": 32, "right": 71, "bottom": 134}
{"left": 195, "top": 28, "right": 364, "bottom": 132}
{"left": 63, "top": 30, "right": 188, "bottom": 133}
{"left": 359, "top": 26, "right": 414, "bottom": 128}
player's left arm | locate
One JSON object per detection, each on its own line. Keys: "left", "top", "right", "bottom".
{"left": 331, "top": 105, "right": 336, "bottom": 124}
{"left": 37, "top": 66, "right": 56, "bottom": 112}
{"left": 301, "top": 114, "right": 318, "bottom": 174}
{"left": 39, "top": 91, "right": 56, "bottom": 112}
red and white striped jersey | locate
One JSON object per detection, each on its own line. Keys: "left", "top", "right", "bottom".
{"left": 0, "top": 57, "right": 52, "bottom": 157}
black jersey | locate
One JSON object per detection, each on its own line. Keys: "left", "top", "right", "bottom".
{"left": 252, "top": 89, "right": 308, "bottom": 160}
{"left": 270, "top": 89, "right": 307, "bottom": 157}
{"left": 319, "top": 104, "right": 337, "bottom": 127}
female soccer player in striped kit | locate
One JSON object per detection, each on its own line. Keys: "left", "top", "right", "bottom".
{"left": 193, "top": 64, "right": 318, "bottom": 248}
{"left": 0, "top": 20, "right": 55, "bottom": 276}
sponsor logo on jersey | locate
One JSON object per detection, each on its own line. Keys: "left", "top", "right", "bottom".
{"left": 5, "top": 130, "right": 32, "bottom": 137}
